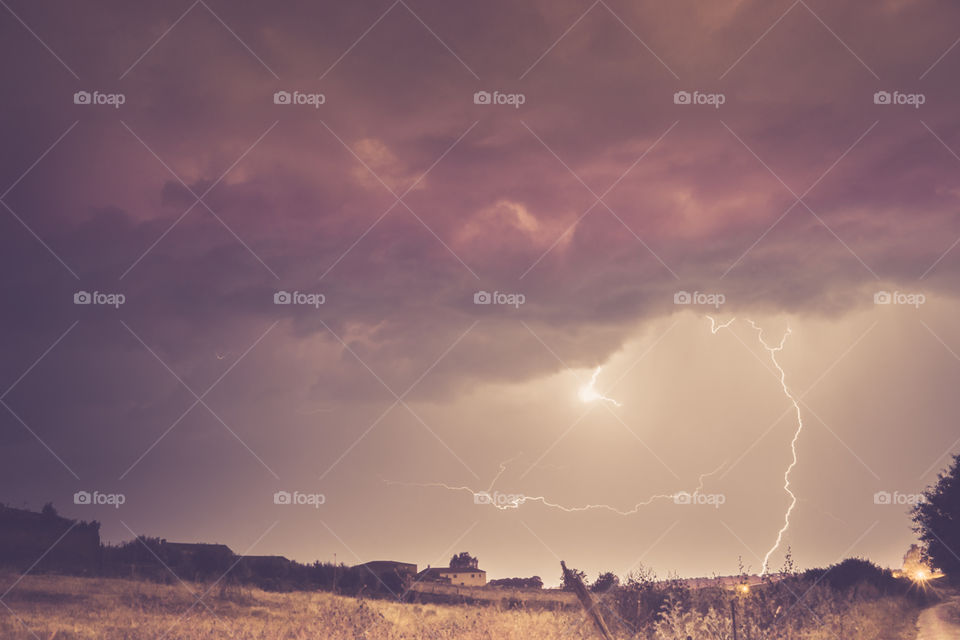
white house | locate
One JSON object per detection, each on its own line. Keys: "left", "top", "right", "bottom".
{"left": 416, "top": 565, "right": 486, "bottom": 587}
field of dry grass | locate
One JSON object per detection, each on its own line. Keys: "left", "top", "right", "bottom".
{"left": 0, "top": 572, "right": 925, "bottom": 639}
{"left": 0, "top": 573, "right": 592, "bottom": 640}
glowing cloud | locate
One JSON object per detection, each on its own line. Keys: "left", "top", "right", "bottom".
{"left": 578, "top": 366, "right": 622, "bottom": 407}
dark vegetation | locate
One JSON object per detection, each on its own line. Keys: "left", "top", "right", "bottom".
{"left": 100, "top": 535, "right": 416, "bottom": 595}
{"left": 582, "top": 556, "right": 934, "bottom": 639}
{"left": 488, "top": 576, "right": 543, "bottom": 589}
{"left": 0, "top": 503, "right": 397, "bottom": 596}
{"left": 913, "top": 452, "right": 960, "bottom": 582}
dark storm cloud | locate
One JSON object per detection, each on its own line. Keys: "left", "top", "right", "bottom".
{"left": 2, "top": 0, "right": 960, "bottom": 577}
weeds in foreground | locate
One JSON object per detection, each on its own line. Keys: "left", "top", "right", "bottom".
{"left": 0, "top": 564, "right": 929, "bottom": 640}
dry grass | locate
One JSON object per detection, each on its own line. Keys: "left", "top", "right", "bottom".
{"left": 653, "top": 591, "right": 921, "bottom": 640}
{"left": 0, "top": 573, "right": 593, "bottom": 640}
{"left": 0, "top": 572, "right": 923, "bottom": 639}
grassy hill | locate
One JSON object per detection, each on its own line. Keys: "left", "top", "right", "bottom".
{"left": 0, "top": 570, "right": 928, "bottom": 639}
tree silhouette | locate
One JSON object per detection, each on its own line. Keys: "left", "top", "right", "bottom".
{"left": 912, "top": 453, "right": 960, "bottom": 581}
{"left": 449, "top": 551, "right": 478, "bottom": 569}
{"left": 590, "top": 571, "right": 620, "bottom": 593}
{"left": 561, "top": 566, "right": 587, "bottom": 591}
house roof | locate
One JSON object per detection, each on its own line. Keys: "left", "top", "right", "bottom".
{"left": 164, "top": 542, "right": 234, "bottom": 555}
{"left": 356, "top": 560, "right": 417, "bottom": 570}
{"left": 417, "top": 566, "right": 486, "bottom": 577}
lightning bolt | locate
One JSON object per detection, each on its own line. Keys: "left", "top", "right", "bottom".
{"left": 386, "top": 459, "right": 727, "bottom": 515}
{"left": 707, "top": 315, "right": 736, "bottom": 334}
{"left": 748, "top": 320, "right": 803, "bottom": 576}
{"left": 578, "top": 366, "right": 622, "bottom": 407}
{"left": 710, "top": 317, "right": 803, "bottom": 575}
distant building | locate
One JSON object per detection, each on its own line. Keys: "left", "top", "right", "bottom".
{"left": 239, "top": 555, "right": 292, "bottom": 573}
{"left": 162, "top": 541, "right": 235, "bottom": 561}
{"left": 237, "top": 555, "right": 292, "bottom": 586}
{"left": 0, "top": 504, "right": 100, "bottom": 574}
{"left": 161, "top": 541, "right": 235, "bottom": 580}
{"left": 354, "top": 560, "right": 418, "bottom": 593}
{"left": 355, "top": 560, "right": 417, "bottom": 577}
{"left": 417, "top": 565, "right": 486, "bottom": 587}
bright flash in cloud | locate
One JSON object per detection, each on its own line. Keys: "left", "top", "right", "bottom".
{"left": 578, "top": 366, "right": 622, "bottom": 407}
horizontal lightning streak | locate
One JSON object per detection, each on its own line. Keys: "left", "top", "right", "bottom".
{"left": 386, "top": 459, "right": 727, "bottom": 515}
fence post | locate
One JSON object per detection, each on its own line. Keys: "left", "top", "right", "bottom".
{"left": 731, "top": 599, "right": 738, "bottom": 640}
{"left": 561, "top": 561, "right": 613, "bottom": 640}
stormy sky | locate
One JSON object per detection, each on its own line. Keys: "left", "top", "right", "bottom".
{"left": 2, "top": 0, "right": 960, "bottom": 583}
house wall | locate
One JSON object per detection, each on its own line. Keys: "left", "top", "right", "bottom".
{"left": 443, "top": 570, "right": 485, "bottom": 586}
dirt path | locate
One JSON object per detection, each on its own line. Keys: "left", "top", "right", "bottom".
{"left": 916, "top": 597, "right": 960, "bottom": 640}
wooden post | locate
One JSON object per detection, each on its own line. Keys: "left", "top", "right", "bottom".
{"left": 561, "top": 561, "right": 613, "bottom": 640}
{"left": 731, "top": 599, "right": 738, "bottom": 640}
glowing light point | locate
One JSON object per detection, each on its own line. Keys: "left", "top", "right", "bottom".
{"left": 578, "top": 366, "right": 622, "bottom": 407}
